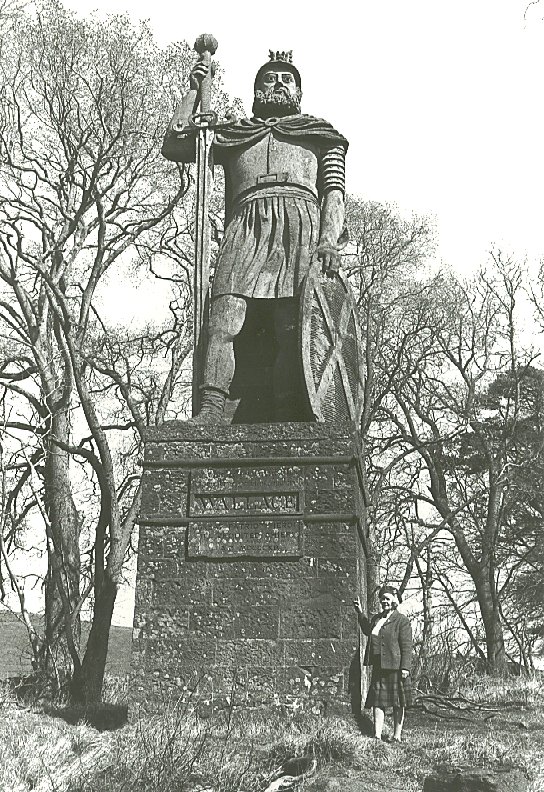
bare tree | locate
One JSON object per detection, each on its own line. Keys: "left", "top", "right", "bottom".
{"left": 0, "top": 0, "right": 237, "bottom": 701}
{"left": 343, "top": 196, "right": 436, "bottom": 608}
{"left": 376, "top": 254, "right": 539, "bottom": 673}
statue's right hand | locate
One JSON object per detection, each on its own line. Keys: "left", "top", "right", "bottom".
{"left": 190, "top": 60, "right": 211, "bottom": 90}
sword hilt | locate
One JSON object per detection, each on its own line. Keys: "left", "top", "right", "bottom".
{"left": 188, "top": 110, "right": 218, "bottom": 129}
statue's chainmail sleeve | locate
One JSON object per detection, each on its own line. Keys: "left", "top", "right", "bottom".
{"left": 318, "top": 145, "right": 346, "bottom": 197}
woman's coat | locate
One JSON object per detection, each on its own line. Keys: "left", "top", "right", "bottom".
{"left": 357, "top": 609, "right": 413, "bottom": 671}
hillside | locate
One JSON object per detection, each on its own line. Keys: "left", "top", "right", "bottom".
{"left": 0, "top": 614, "right": 132, "bottom": 679}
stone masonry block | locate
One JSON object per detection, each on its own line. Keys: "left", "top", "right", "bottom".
{"left": 302, "top": 524, "right": 357, "bottom": 558}
{"left": 212, "top": 578, "right": 282, "bottom": 608}
{"left": 332, "top": 464, "right": 356, "bottom": 487}
{"left": 188, "top": 606, "right": 236, "bottom": 639}
{"left": 316, "top": 558, "right": 357, "bottom": 587}
{"left": 284, "top": 639, "right": 356, "bottom": 667}
{"left": 145, "top": 421, "right": 357, "bottom": 444}
{"left": 286, "top": 665, "right": 345, "bottom": 698}
{"left": 279, "top": 606, "right": 342, "bottom": 639}
{"left": 283, "top": 576, "right": 354, "bottom": 605}
{"left": 138, "top": 525, "right": 168, "bottom": 558}
{"left": 292, "top": 592, "right": 350, "bottom": 614}
{"left": 233, "top": 606, "right": 279, "bottom": 639}
{"left": 213, "top": 576, "right": 352, "bottom": 609}
{"left": 141, "top": 469, "right": 188, "bottom": 518}
{"left": 207, "top": 559, "right": 318, "bottom": 580}
{"left": 152, "top": 579, "right": 213, "bottom": 610}
{"left": 132, "top": 669, "right": 215, "bottom": 706}
{"left": 303, "top": 465, "right": 334, "bottom": 489}
{"left": 137, "top": 557, "right": 179, "bottom": 579}
{"left": 304, "top": 488, "right": 354, "bottom": 514}
{"left": 143, "top": 637, "right": 217, "bottom": 671}
{"left": 145, "top": 441, "right": 212, "bottom": 461}
{"left": 341, "top": 606, "right": 359, "bottom": 641}
{"left": 163, "top": 526, "right": 188, "bottom": 557}
{"left": 244, "top": 441, "right": 326, "bottom": 457}
{"left": 211, "top": 667, "right": 248, "bottom": 709}
{"left": 133, "top": 607, "right": 189, "bottom": 639}
{"left": 244, "top": 667, "right": 285, "bottom": 705}
{"left": 133, "top": 578, "right": 154, "bottom": 609}
{"left": 216, "top": 640, "right": 285, "bottom": 668}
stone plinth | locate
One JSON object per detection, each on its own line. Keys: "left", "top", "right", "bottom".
{"left": 130, "top": 422, "right": 367, "bottom": 712}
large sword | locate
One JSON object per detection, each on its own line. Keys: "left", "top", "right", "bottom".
{"left": 190, "top": 34, "right": 218, "bottom": 415}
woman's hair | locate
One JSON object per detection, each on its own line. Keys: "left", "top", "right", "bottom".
{"left": 378, "top": 584, "right": 402, "bottom": 605}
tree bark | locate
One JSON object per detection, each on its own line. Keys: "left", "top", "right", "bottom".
{"left": 416, "top": 546, "right": 434, "bottom": 668}
{"left": 43, "top": 409, "right": 81, "bottom": 681}
{"left": 71, "top": 572, "right": 117, "bottom": 704}
{"left": 474, "top": 572, "right": 508, "bottom": 673}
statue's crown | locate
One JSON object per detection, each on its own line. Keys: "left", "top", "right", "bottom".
{"left": 269, "top": 50, "right": 293, "bottom": 64}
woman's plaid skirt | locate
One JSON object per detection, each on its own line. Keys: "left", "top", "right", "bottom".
{"left": 364, "top": 657, "right": 412, "bottom": 709}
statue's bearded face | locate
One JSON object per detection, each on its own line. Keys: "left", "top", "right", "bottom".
{"left": 252, "top": 66, "right": 302, "bottom": 118}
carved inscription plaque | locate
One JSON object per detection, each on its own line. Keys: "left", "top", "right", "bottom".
{"left": 187, "top": 467, "right": 304, "bottom": 558}
{"left": 188, "top": 467, "right": 304, "bottom": 517}
{"left": 191, "top": 491, "right": 299, "bottom": 516}
{"left": 187, "top": 519, "right": 303, "bottom": 558}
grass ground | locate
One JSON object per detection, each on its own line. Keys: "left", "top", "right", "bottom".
{"left": 1, "top": 674, "right": 543, "bottom": 792}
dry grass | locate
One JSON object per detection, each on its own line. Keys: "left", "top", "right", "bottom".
{"left": 0, "top": 674, "right": 543, "bottom": 792}
{"left": 458, "top": 672, "right": 544, "bottom": 705}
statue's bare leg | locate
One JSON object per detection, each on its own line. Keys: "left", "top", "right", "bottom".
{"left": 273, "top": 298, "right": 304, "bottom": 421}
{"left": 192, "top": 294, "right": 247, "bottom": 422}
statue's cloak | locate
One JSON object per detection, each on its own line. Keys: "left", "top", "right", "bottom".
{"left": 210, "top": 114, "right": 348, "bottom": 300}
{"left": 214, "top": 114, "right": 349, "bottom": 153}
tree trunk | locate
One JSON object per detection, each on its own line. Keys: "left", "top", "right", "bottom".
{"left": 416, "top": 546, "right": 434, "bottom": 669}
{"left": 72, "top": 572, "right": 117, "bottom": 704}
{"left": 43, "top": 409, "right": 81, "bottom": 683}
{"left": 474, "top": 574, "right": 508, "bottom": 674}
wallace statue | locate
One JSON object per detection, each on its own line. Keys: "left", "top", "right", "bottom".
{"left": 162, "top": 47, "right": 352, "bottom": 423}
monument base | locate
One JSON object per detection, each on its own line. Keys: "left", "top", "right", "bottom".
{"left": 130, "top": 422, "right": 367, "bottom": 714}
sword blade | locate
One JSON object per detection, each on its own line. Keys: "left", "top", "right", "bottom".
{"left": 192, "top": 124, "right": 214, "bottom": 414}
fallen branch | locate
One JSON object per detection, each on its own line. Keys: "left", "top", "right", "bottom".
{"left": 412, "top": 693, "right": 500, "bottom": 722}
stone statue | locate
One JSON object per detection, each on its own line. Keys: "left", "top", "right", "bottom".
{"left": 162, "top": 48, "right": 349, "bottom": 423}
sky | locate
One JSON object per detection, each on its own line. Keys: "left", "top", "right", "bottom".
{"left": 60, "top": 0, "right": 544, "bottom": 277}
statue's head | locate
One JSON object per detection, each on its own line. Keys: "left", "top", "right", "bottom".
{"left": 252, "top": 50, "right": 302, "bottom": 118}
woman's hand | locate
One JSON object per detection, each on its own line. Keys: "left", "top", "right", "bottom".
{"left": 352, "top": 597, "right": 363, "bottom": 614}
{"left": 401, "top": 669, "right": 410, "bottom": 680}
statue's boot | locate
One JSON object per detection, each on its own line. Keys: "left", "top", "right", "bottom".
{"left": 188, "top": 387, "right": 228, "bottom": 424}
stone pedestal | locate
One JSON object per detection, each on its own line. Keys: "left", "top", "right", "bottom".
{"left": 130, "top": 422, "right": 368, "bottom": 712}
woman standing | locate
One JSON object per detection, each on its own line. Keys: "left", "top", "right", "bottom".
{"left": 353, "top": 585, "right": 412, "bottom": 742}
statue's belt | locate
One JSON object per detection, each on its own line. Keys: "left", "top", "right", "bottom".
{"left": 233, "top": 182, "right": 319, "bottom": 211}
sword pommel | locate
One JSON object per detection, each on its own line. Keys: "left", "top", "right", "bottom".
{"left": 194, "top": 34, "right": 218, "bottom": 56}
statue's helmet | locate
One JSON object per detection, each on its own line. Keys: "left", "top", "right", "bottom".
{"left": 254, "top": 50, "right": 301, "bottom": 92}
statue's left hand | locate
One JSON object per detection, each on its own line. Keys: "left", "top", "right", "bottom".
{"left": 316, "top": 244, "right": 340, "bottom": 277}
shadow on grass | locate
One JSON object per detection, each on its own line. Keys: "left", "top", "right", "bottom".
{"left": 353, "top": 710, "right": 375, "bottom": 736}
{"left": 6, "top": 672, "right": 129, "bottom": 731}
{"left": 44, "top": 702, "right": 129, "bottom": 731}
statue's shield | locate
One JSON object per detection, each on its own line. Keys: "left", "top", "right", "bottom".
{"left": 300, "top": 267, "right": 364, "bottom": 424}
